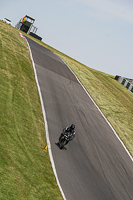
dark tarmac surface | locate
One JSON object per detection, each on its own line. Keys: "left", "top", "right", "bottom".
{"left": 26, "top": 37, "right": 133, "bottom": 200}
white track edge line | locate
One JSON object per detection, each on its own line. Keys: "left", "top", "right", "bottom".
{"left": 61, "top": 59, "right": 133, "bottom": 162}
{"left": 26, "top": 39, "right": 67, "bottom": 200}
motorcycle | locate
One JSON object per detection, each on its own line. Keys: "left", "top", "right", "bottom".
{"left": 58, "top": 131, "right": 72, "bottom": 149}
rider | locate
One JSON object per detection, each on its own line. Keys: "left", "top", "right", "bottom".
{"left": 59, "top": 124, "right": 76, "bottom": 141}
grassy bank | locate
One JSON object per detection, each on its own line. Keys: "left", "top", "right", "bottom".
{"left": 22, "top": 30, "right": 133, "bottom": 157}
{"left": 0, "top": 21, "right": 63, "bottom": 200}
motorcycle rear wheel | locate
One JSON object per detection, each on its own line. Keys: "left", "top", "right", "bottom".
{"left": 59, "top": 138, "right": 67, "bottom": 149}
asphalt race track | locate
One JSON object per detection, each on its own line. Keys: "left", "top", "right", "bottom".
{"left": 26, "top": 37, "right": 133, "bottom": 200}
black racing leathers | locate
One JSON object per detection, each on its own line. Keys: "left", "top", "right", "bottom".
{"left": 59, "top": 126, "right": 76, "bottom": 141}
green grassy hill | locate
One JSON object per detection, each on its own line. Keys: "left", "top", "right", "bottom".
{"left": 0, "top": 20, "right": 133, "bottom": 199}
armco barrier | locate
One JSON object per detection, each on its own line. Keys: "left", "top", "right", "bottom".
{"left": 115, "top": 75, "right": 133, "bottom": 93}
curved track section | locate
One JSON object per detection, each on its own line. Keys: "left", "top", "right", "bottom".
{"left": 26, "top": 37, "right": 133, "bottom": 200}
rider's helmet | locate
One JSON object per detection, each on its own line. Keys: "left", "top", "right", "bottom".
{"left": 70, "top": 124, "right": 75, "bottom": 131}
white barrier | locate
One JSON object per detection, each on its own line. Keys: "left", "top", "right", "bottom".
{"left": 115, "top": 75, "right": 133, "bottom": 93}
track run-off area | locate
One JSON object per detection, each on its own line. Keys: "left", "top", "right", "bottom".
{"left": 26, "top": 37, "right": 133, "bottom": 200}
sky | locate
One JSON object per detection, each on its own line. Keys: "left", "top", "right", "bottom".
{"left": 1, "top": 0, "right": 133, "bottom": 78}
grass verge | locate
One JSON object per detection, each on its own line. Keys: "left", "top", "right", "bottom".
{"left": 0, "top": 21, "right": 63, "bottom": 200}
